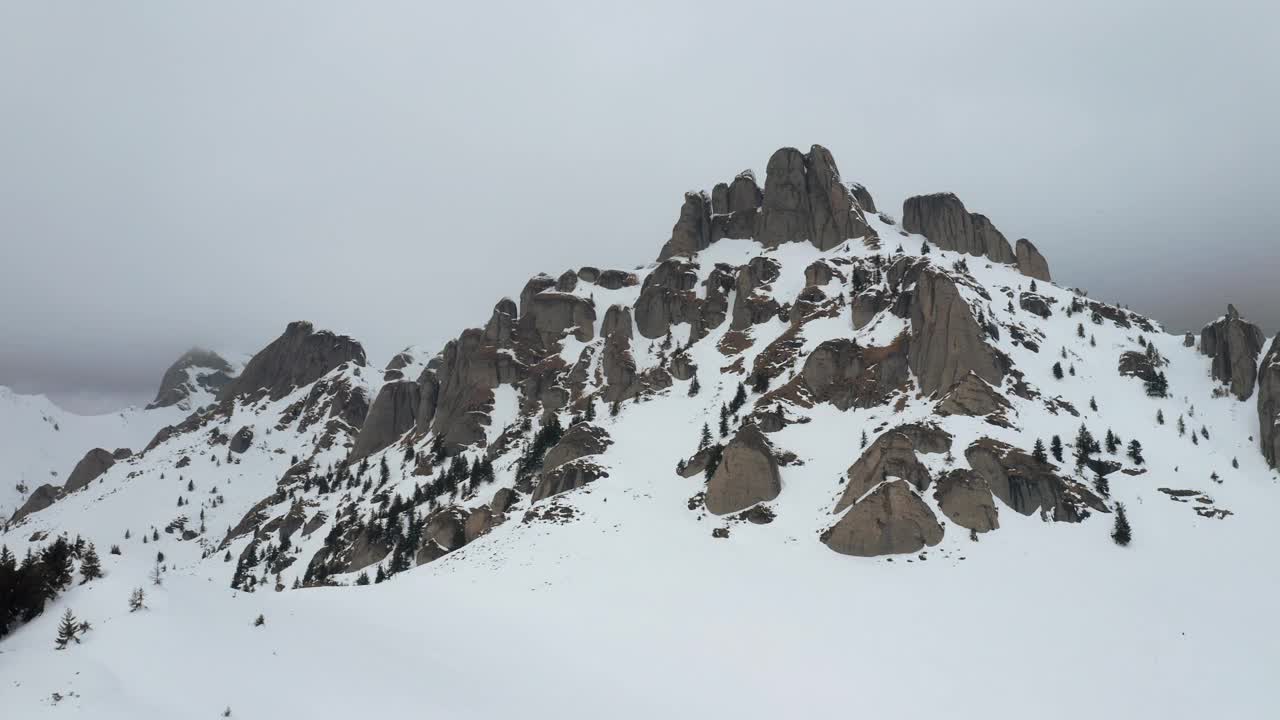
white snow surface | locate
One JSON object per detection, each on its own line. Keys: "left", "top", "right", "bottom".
{"left": 2, "top": 219, "right": 1279, "bottom": 719}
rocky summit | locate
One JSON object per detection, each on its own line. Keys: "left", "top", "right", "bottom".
{"left": 2, "top": 145, "right": 1277, "bottom": 719}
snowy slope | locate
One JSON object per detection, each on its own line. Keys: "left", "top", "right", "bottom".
{"left": 2, "top": 149, "right": 1278, "bottom": 719}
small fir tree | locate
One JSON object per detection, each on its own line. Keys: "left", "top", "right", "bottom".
{"left": 1050, "top": 435, "right": 1064, "bottom": 463}
{"left": 129, "top": 587, "right": 145, "bottom": 612}
{"left": 1127, "top": 439, "right": 1144, "bottom": 465}
{"left": 55, "top": 608, "right": 80, "bottom": 649}
{"left": 1032, "top": 439, "right": 1048, "bottom": 464}
{"left": 1052, "top": 362, "right": 1064, "bottom": 380}
{"left": 79, "top": 543, "right": 102, "bottom": 583}
{"left": 1111, "top": 502, "right": 1132, "bottom": 546}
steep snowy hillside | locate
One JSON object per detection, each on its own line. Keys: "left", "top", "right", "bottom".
{"left": 0, "top": 350, "right": 240, "bottom": 520}
{"left": 1, "top": 146, "right": 1276, "bottom": 719}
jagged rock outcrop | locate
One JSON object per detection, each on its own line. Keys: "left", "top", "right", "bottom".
{"left": 10, "top": 484, "right": 60, "bottom": 522}
{"left": 148, "top": 348, "right": 236, "bottom": 409}
{"left": 797, "top": 337, "right": 911, "bottom": 411}
{"left": 532, "top": 423, "right": 613, "bottom": 502}
{"left": 63, "top": 448, "right": 116, "bottom": 493}
{"left": 756, "top": 145, "right": 874, "bottom": 251}
{"left": 705, "top": 425, "right": 781, "bottom": 515}
{"left": 1258, "top": 336, "right": 1280, "bottom": 468}
{"left": 935, "top": 372, "right": 1012, "bottom": 423}
{"left": 351, "top": 380, "right": 421, "bottom": 460}
{"left": 600, "top": 306, "right": 642, "bottom": 403}
{"left": 902, "top": 193, "right": 1014, "bottom": 265}
{"left": 965, "top": 438, "right": 1106, "bottom": 521}
{"left": 835, "top": 430, "right": 936, "bottom": 512}
{"left": 1018, "top": 292, "right": 1053, "bottom": 318}
{"left": 220, "top": 321, "right": 366, "bottom": 402}
{"left": 822, "top": 480, "right": 943, "bottom": 557}
{"left": 635, "top": 258, "right": 701, "bottom": 339}
{"left": 1200, "top": 304, "right": 1265, "bottom": 400}
{"left": 730, "top": 256, "right": 782, "bottom": 331}
{"left": 908, "top": 267, "right": 1009, "bottom": 396}
{"left": 933, "top": 470, "right": 999, "bottom": 532}
{"left": 709, "top": 172, "right": 763, "bottom": 243}
{"left": 1014, "top": 238, "right": 1051, "bottom": 282}
{"left": 1118, "top": 350, "right": 1161, "bottom": 384}
{"left": 532, "top": 459, "right": 609, "bottom": 503}
{"left": 657, "top": 191, "right": 712, "bottom": 260}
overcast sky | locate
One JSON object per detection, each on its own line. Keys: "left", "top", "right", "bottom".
{"left": 1, "top": 0, "right": 1277, "bottom": 414}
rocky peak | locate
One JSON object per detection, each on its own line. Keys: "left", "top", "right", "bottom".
{"left": 902, "top": 193, "right": 1035, "bottom": 271}
{"left": 1200, "top": 304, "right": 1265, "bottom": 400}
{"left": 219, "top": 321, "right": 367, "bottom": 403}
{"left": 148, "top": 348, "right": 236, "bottom": 410}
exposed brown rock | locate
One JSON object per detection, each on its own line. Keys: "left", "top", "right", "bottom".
{"left": 1200, "top": 304, "right": 1266, "bottom": 400}
{"left": 902, "top": 193, "right": 1015, "bottom": 265}
{"left": 220, "top": 321, "right": 366, "bottom": 402}
{"left": 657, "top": 191, "right": 712, "bottom": 260}
{"left": 148, "top": 348, "right": 236, "bottom": 409}
{"left": 705, "top": 425, "right": 781, "bottom": 515}
{"left": 908, "top": 267, "right": 1009, "bottom": 396}
{"left": 934, "top": 470, "right": 999, "bottom": 532}
{"left": 835, "top": 430, "right": 934, "bottom": 512}
{"left": 1018, "top": 292, "right": 1053, "bottom": 318}
{"left": 822, "top": 480, "right": 943, "bottom": 557}
{"left": 798, "top": 337, "right": 911, "bottom": 411}
{"left": 965, "top": 438, "right": 1106, "bottom": 521}
{"left": 1014, "top": 238, "right": 1052, "bottom": 281}
{"left": 351, "top": 380, "right": 420, "bottom": 460}
{"left": 63, "top": 448, "right": 116, "bottom": 493}
{"left": 10, "top": 484, "right": 60, "bottom": 522}
{"left": 228, "top": 426, "right": 254, "bottom": 454}
{"left": 935, "top": 372, "right": 1013, "bottom": 424}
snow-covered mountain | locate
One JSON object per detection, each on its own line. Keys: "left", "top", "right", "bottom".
{"left": 2, "top": 146, "right": 1277, "bottom": 719}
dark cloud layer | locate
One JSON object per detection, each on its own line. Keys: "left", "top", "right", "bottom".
{"left": 1, "top": 1, "right": 1276, "bottom": 414}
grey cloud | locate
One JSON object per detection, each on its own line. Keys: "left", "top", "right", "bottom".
{"left": 1, "top": 1, "right": 1277, "bottom": 412}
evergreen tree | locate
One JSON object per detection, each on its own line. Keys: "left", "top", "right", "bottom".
{"left": 128, "top": 587, "right": 145, "bottom": 612}
{"left": 355, "top": 571, "right": 370, "bottom": 586}
{"left": 1090, "top": 396, "right": 1098, "bottom": 412}
{"left": 1111, "top": 502, "right": 1132, "bottom": 546}
{"left": 860, "top": 430, "right": 868, "bottom": 449}
{"left": 1145, "top": 372, "right": 1168, "bottom": 398}
{"left": 1104, "top": 430, "right": 1119, "bottom": 454}
{"left": 920, "top": 240, "right": 930, "bottom": 255}
{"left": 55, "top": 608, "right": 80, "bottom": 649}
{"left": 688, "top": 374, "right": 701, "bottom": 396}
{"left": 1076, "top": 323, "right": 1085, "bottom": 338}
{"left": 729, "top": 384, "right": 748, "bottom": 414}
{"left": 1232, "top": 457, "right": 1239, "bottom": 469}
{"left": 609, "top": 401, "right": 621, "bottom": 417}
{"left": 1050, "top": 435, "right": 1064, "bottom": 463}
{"left": 584, "top": 399, "right": 596, "bottom": 422}
{"left": 1032, "top": 439, "right": 1048, "bottom": 464}
{"left": 718, "top": 413, "right": 729, "bottom": 438}
{"left": 1156, "top": 409, "right": 1165, "bottom": 425}
{"left": 1127, "top": 439, "right": 1144, "bottom": 465}
{"left": 751, "top": 374, "right": 769, "bottom": 394}
{"left": 703, "top": 444, "right": 724, "bottom": 481}
{"left": 1052, "top": 362, "right": 1064, "bottom": 380}
{"left": 79, "top": 543, "right": 102, "bottom": 583}
{"left": 1177, "top": 416, "right": 1186, "bottom": 436}
{"left": 699, "top": 423, "right": 712, "bottom": 450}
{"left": 1029, "top": 280, "right": 1037, "bottom": 292}
{"left": 375, "top": 565, "right": 387, "bottom": 584}
{"left": 1094, "top": 474, "right": 1110, "bottom": 498}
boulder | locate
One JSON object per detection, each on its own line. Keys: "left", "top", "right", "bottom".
{"left": 219, "top": 321, "right": 366, "bottom": 402}
{"left": 1118, "top": 350, "right": 1160, "bottom": 384}
{"left": 705, "top": 425, "right": 782, "bottom": 515}
{"left": 532, "top": 458, "right": 609, "bottom": 502}
{"left": 1200, "top": 304, "right": 1266, "bottom": 400}
{"left": 228, "top": 426, "right": 254, "bottom": 454}
{"left": 908, "top": 268, "right": 1009, "bottom": 396}
{"left": 491, "top": 487, "right": 516, "bottom": 513}
{"left": 934, "top": 470, "right": 999, "bottom": 532}
{"left": 542, "top": 422, "right": 612, "bottom": 473}
{"left": 63, "top": 448, "right": 116, "bottom": 493}
{"left": 1258, "top": 336, "right": 1280, "bottom": 468}
{"left": 426, "top": 508, "right": 467, "bottom": 552}
{"left": 1018, "top": 293, "right": 1053, "bottom": 318}
{"left": 350, "top": 379, "right": 421, "bottom": 459}
{"left": 822, "top": 480, "right": 944, "bottom": 557}
{"left": 1183, "top": 332, "right": 1195, "bottom": 347}
{"left": 849, "top": 182, "right": 876, "bottom": 213}
{"left": 1015, "top": 238, "right": 1051, "bottom": 281}
{"left": 835, "top": 430, "right": 933, "bottom": 512}
{"left": 464, "top": 505, "right": 496, "bottom": 543}
{"left": 901, "top": 193, "right": 1015, "bottom": 265}
{"left": 935, "top": 372, "right": 1012, "bottom": 422}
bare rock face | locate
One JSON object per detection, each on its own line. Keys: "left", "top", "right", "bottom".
{"left": 635, "top": 258, "right": 701, "bottom": 339}
{"left": 822, "top": 480, "right": 943, "bottom": 557}
{"left": 1200, "top": 304, "right": 1266, "bottom": 400}
{"left": 908, "top": 268, "right": 1009, "bottom": 396}
{"left": 934, "top": 469, "right": 999, "bottom": 532}
{"left": 10, "top": 484, "right": 61, "bottom": 522}
{"left": 935, "top": 372, "right": 1012, "bottom": 423}
{"left": 850, "top": 182, "right": 876, "bottom": 213}
{"left": 1018, "top": 292, "right": 1053, "bottom": 318}
{"left": 228, "top": 426, "right": 254, "bottom": 454}
{"left": 522, "top": 290, "right": 596, "bottom": 349}
{"left": 799, "top": 337, "right": 911, "bottom": 411}
{"left": 532, "top": 423, "right": 613, "bottom": 502}
{"left": 756, "top": 145, "right": 875, "bottom": 251}
{"left": 1258, "top": 336, "right": 1280, "bottom": 468}
{"left": 658, "top": 191, "right": 713, "bottom": 260}
{"left": 148, "top": 348, "right": 236, "bottom": 409}
{"left": 63, "top": 448, "right": 116, "bottom": 493}
{"left": 350, "top": 379, "right": 421, "bottom": 460}
{"left": 220, "top": 321, "right": 366, "bottom": 402}
{"left": 1015, "top": 238, "right": 1052, "bottom": 281}
{"left": 532, "top": 458, "right": 609, "bottom": 502}
{"left": 464, "top": 505, "right": 497, "bottom": 543}
{"left": 901, "top": 193, "right": 1015, "bottom": 266}
{"left": 601, "top": 306, "right": 642, "bottom": 403}
{"left": 965, "top": 438, "right": 1106, "bottom": 521}
{"left": 835, "top": 429, "right": 938, "bottom": 512}
{"left": 1118, "top": 350, "right": 1160, "bottom": 384}
{"left": 705, "top": 425, "right": 782, "bottom": 515}
{"left": 730, "top": 256, "right": 782, "bottom": 330}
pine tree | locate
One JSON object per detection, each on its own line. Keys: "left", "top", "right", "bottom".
{"left": 1104, "top": 430, "right": 1119, "bottom": 454}
{"left": 1050, "top": 435, "right": 1063, "bottom": 463}
{"left": 1090, "top": 396, "right": 1098, "bottom": 412}
{"left": 688, "top": 374, "right": 701, "bottom": 396}
{"left": 1111, "top": 502, "right": 1132, "bottom": 546}
{"left": 128, "top": 587, "right": 145, "bottom": 612}
{"left": 375, "top": 565, "right": 387, "bottom": 584}
{"left": 1232, "top": 457, "right": 1239, "bottom": 469}
{"left": 1156, "top": 409, "right": 1165, "bottom": 425}
{"left": 699, "top": 423, "right": 712, "bottom": 450}
{"left": 1074, "top": 424, "right": 1097, "bottom": 466}
{"left": 860, "top": 430, "right": 868, "bottom": 449}
{"left": 1127, "top": 439, "right": 1144, "bottom": 465}
{"left": 55, "top": 608, "right": 79, "bottom": 649}
{"left": 79, "top": 543, "right": 102, "bottom": 583}
{"left": 150, "top": 562, "right": 163, "bottom": 587}
{"left": 1052, "top": 362, "right": 1064, "bottom": 380}
{"left": 1177, "top": 416, "right": 1186, "bottom": 436}
{"left": 729, "top": 384, "right": 748, "bottom": 414}
{"left": 1032, "top": 439, "right": 1048, "bottom": 464}
{"left": 1029, "top": 280, "right": 1037, "bottom": 292}
{"left": 1076, "top": 323, "right": 1085, "bottom": 338}
{"left": 609, "top": 401, "right": 621, "bottom": 417}
{"left": 718, "top": 413, "right": 729, "bottom": 438}
{"left": 583, "top": 399, "right": 596, "bottom": 421}
{"left": 253, "top": 614, "right": 265, "bottom": 627}
{"left": 355, "top": 571, "right": 370, "bottom": 586}
{"left": 1094, "top": 474, "right": 1110, "bottom": 498}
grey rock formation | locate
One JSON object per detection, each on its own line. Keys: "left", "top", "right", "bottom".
{"left": 532, "top": 423, "right": 613, "bottom": 502}
{"left": 220, "top": 321, "right": 366, "bottom": 402}
{"left": 148, "top": 348, "right": 236, "bottom": 409}
{"left": 908, "top": 268, "right": 1009, "bottom": 396}
{"left": 730, "top": 256, "right": 782, "bottom": 330}
{"left": 1258, "top": 336, "right": 1280, "bottom": 468}
{"left": 228, "top": 426, "right": 254, "bottom": 454}
{"left": 531, "top": 458, "right": 609, "bottom": 503}
{"left": 822, "top": 480, "right": 943, "bottom": 557}
{"left": 835, "top": 430, "right": 934, "bottom": 512}
{"left": 1018, "top": 293, "right": 1053, "bottom": 318}
{"left": 799, "top": 338, "right": 911, "bottom": 411}
{"left": 849, "top": 182, "right": 876, "bottom": 213}
{"left": 657, "top": 191, "right": 712, "bottom": 260}
{"left": 965, "top": 438, "right": 1106, "bottom": 521}
{"left": 705, "top": 425, "right": 782, "bottom": 515}
{"left": 63, "top": 448, "right": 116, "bottom": 493}
{"left": 1015, "top": 238, "right": 1052, "bottom": 281}
{"left": 901, "top": 193, "right": 1015, "bottom": 265}
{"left": 935, "top": 372, "right": 1012, "bottom": 422}
{"left": 350, "top": 379, "right": 421, "bottom": 460}
{"left": 756, "top": 145, "right": 874, "bottom": 251}
{"left": 933, "top": 470, "right": 999, "bottom": 532}
{"left": 1200, "top": 304, "right": 1265, "bottom": 400}
{"left": 10, "top": 484, "right": 61, "bottom": 522}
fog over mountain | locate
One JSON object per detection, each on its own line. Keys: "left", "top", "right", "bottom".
{"left": 1, "top": 0, "right": 1276, "bottom": 413}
